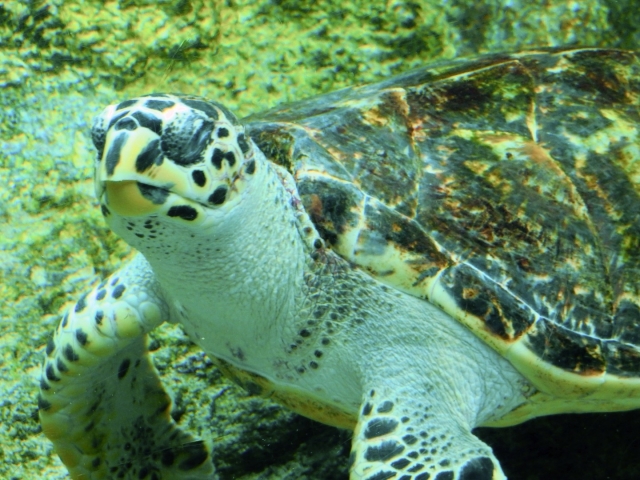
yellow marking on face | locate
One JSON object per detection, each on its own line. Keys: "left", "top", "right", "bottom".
{"left": 106, "top": 181, "right": 160, "bottom": 217}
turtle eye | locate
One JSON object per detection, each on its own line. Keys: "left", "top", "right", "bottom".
{"left": 161, "top": 114, "right": 214, "bottom": 166}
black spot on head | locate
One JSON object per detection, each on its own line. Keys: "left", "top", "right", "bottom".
{"left": 217, "top": 127, "right": 229, "bottom": 138}
{"left": 135, "top": 138, "right": 163, "bottom": 173}
{"left": 144, "top": 99, "right": 175, "bottom": 111}
{"left": 210, "top": 148, "right": 225, "bottom": 168}
{"left": 116, "top": 99, "right": 138, "bottom": 110}
{"left": 63, "top": 343, "right": 79, "bottom": 362}
{"left": 314, "top": 350, "right": 323, "bottom": 358}
{"left": 131, "top": 110, "right": 162, "bottom": 135}
{"left": 76, "top": 329, "right": 88, "bottom": 346}
{"left": 299, "top": 329, "right": 311, "bottom": 337}
{"left": 309, "top": 361, "right": 319, "bottom": 369}
{"left": 75, "top": 294, "right": 88, "bottom": 313}
{"left": 237, "top": 133, "right": 250, "bottom": 154}
{"left": 96, "top": 289, "right": 107, "bottom": 301}
{"left": 114, "top": 116, "right": 137, "bottom": 131}
{"left": 245, "top": 160, "right": 256, "bottom": 176}
{"left": 112, "top": 284, "right": 126, "bottom": 299}
{"left": 224, "top": 151, "right": 236, "bottom": 166}
{"left": 459, "top": 457, "right": 494, "bottom": 480}
{"left": 118, "top": 358, "right": 131, "bottom": 379}
{"left": 167, "top": 205, "right": 198, "bottom": 221}
{"left": 182, "top": 99, "right": 219, "bottom": 120}
{"left": 192, "top": 170, "right": 206, "bottom": 187}
{"left": 377, "top": 400, "right": 394, "bottom": 413}
{"left": 314, "top": 238, "right": 323, "bottom": 249}
{"left": 105, "top": 132, "right": 127, "bottom": 176}
{"left": 362, "top": 402, "right": 373, "bottom": 416}
{"left": 107, "top": 110, "right": 129, "bottom": 130}
{"left": 208, "top": 186, "right": 227, "bottom": 205}
{"left": 364, "top": 418, "right": 399, "bottom": 439}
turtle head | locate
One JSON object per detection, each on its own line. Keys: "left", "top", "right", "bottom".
{"left": 92, "top": 94, "right": 261, "bottom": 248}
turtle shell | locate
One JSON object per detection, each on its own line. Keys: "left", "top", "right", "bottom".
{"left": 244, "top": 48, "right": 640, "bottom": 403}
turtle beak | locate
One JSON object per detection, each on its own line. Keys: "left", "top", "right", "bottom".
{"left": 102, "top": 181, "right": 167, "bottom": 217}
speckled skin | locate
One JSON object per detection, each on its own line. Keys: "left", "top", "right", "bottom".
{"left": 39, "top": 48, "right": 640, "bottom": 480}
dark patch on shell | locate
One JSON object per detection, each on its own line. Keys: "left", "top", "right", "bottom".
{"left": 525, "top": 319, "right": 606, "bottom": 374}
{"left": 298, "top": 176, "right": 363, "bottom": 246}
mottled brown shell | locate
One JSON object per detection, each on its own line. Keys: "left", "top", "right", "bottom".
{"left": 245, "top": 48, "right": 640, "bottom": 399}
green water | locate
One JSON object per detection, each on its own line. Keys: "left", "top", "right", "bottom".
{"left": 0, "top": 0, "right": 637, "bottom": 478}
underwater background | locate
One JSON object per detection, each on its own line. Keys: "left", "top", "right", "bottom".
{"left": 0, "top": 0, "right": 638, "bottom": 478}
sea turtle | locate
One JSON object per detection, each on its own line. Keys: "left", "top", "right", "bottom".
{"left": 39, "top": 47, "right": 640, "bottom": 480}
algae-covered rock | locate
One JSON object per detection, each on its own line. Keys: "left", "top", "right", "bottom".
{"left": 0, "top": 0, "right": 637, "bottom": 478}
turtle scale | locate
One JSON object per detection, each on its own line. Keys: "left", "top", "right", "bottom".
{"left": 245, "top": 48, "right": 640, "bottom": 390}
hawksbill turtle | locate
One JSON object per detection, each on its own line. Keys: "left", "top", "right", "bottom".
{"left": 39, "top": 47, "right": 640, "bottom": 480}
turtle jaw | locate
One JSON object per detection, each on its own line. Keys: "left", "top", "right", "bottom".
{"left": 100, "top": 179, "right": 222, "bottom": 222}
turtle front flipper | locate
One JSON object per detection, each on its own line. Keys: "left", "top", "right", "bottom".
{"left": 38, "top": 253, "right": 215, "bottom": 479}
{"left": 350, "top": 387, "right": 505, "bottom": 480}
